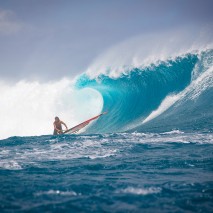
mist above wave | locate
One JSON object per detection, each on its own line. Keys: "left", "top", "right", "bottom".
{"left": 86, "top": 28, "right": 212, "bottom": 78}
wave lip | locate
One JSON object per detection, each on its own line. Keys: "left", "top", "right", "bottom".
{"left": 86, "top": 29, "right": 213, "bottom": 79}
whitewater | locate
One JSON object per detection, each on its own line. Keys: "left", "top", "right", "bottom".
{"left": 0, "top": 30, "right": 213, "bottom": 212}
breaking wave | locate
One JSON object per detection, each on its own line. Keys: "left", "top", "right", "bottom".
{"left": 76, "top": 48, "right": 213, "bottom": 133}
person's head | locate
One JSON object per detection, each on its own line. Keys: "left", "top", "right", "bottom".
{"left": 55, "top": 116, "right": 60, "bottom": 122}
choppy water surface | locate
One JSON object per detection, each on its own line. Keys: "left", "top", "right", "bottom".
{"left": 0, "top": 132, "right": 212, "bottom": 212}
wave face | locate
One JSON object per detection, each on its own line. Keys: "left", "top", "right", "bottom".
{"left": 76, "top": 49, "right": 213, "bottom": 133}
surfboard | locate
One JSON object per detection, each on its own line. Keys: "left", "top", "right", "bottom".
{"left": 63, "top": 112, "right": 107, "bottom": 134}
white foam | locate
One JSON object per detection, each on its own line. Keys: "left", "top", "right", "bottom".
{"left": 189, "top": 66, "right": 213, "bottom": 100}
{"left": 101, "top": 132, "right": 213, "bottom": 144}
{"left": 0, "top": 160, "right": 22, "bottom": 170}
{"left": 118, "top": 187, "right": 161, "bottom": 195}
{"left": 0, "top": 78, "right": 103, "bottom": 139}
{"left": 0, "top": 138, "right": 117, "bottom": 163}
{"left": 87, "top": 149, "right": 117, "bottom": 159}
{"left": 141, "top": 65, "right": 213, "bottom": 124}
{"left": 143, "top": 95, "right": 180, "bottom": 124}
{"left": 35, "top": 190, "right": 78, "bottom": 196}
{"left": 161, "top": 130, "right": 184, "bottom": 135}
{"left": 0, "top": 133, "right": 212, "bottom": 170}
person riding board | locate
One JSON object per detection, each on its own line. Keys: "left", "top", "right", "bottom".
{"left": 53, "top": 116, "right": 68, "bottom": 135}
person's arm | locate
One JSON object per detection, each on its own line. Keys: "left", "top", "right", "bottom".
{"left": 61, "top": 121, "right": 68, "bottom": 130}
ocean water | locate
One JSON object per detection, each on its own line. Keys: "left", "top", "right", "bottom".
{"left": 0, "top": 132, "right": 213, "bottom": 212}
{"left": 77, "top": 50, "right": 213, "bottom": 134}
{"left": 1, "top": 40, "right": 213, "bottom": 211}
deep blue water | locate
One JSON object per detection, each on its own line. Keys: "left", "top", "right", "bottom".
{"left": 0, "top": 132, "right": 213, "bottom": 212}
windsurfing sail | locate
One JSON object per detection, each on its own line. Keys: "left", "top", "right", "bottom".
{"left": 63, "top": 112, "right": 107, "bottom": 134}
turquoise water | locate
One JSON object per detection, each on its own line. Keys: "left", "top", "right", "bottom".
{"left": 1, "top": 50, "right": 213, "bottom": 212}
{"left": 77, "top": 50, "right": 213, "bottom": 133}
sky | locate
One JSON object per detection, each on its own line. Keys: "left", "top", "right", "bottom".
{"left": 0, "top": 0, "right": 212, "bottom": 82}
